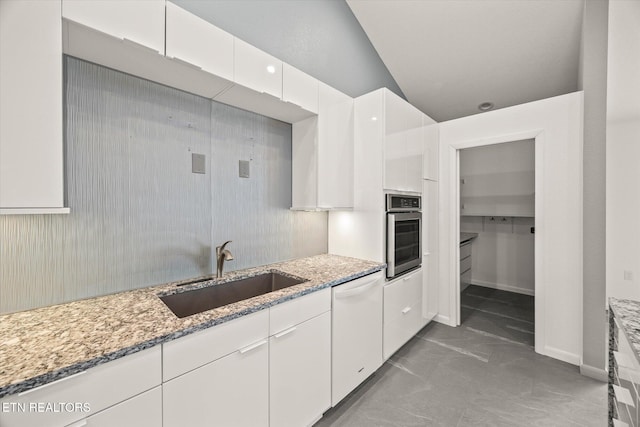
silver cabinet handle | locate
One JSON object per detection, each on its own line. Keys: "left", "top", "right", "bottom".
{"left": 238, "top": 339, "right": 267, "bottom": 354}
{"left": 18, "top": 371, "right": 86, "bottom": 396}
{"left": 274, "top": 326, "right": 297, "bottom": 339}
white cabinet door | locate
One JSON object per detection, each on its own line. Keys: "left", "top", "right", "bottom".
{"left": 291, "top": 84, "right": 354, "bottom": 210}
{"left": 383, "top": 269, "right": 423, "bottom": 359}
{"left": 422, "top": 179, "right": 439, "bottom": 324}
{"left": 233, "top": 38, "right": 282, "bottom": 99}
{"left": 423, "top": 118, "right": 439, "bottom": 181}
{"left": 283, "top": 63, "right": 319, "bottom": 114}
{"left": 73, "top": 386, "right": 162, "bottom": 427}
{"left": 384, "top": 92, "right": 407, "bottom": 193}
{"left": 383, "top": 90, "right": 424, "bottom": 193}
{"left": 317, "top": 83, "right": 354, "bottom": 209}
{"left": 62, "top": 0, "right": 165, "bottom": 54}
{"left": 163, "top": 339, "right": 269, "bottom": 427}
{"left": 0, "top": 0, "right": 66, "bottom": 213}
{"left": 165, "top": 2, "right": 234, "bottom": 83}
{"left": 332, "top": 273, "right": 383, "bottom": 406}
{"left": 405, "top": 106, "right": 424, "bottom": 193}
{"left": 270, "top": 311, "right": 331, "bottom": 427}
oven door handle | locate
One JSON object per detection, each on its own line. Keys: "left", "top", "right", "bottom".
{"left": 387, "top": 213, "right": 396, "bottom": 277}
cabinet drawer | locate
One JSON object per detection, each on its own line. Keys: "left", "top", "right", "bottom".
{"left": 0, "top": 346, "right": 161, "bottom": 427}
{"left": 163, "top": 309, "right": 269, "bottom": 381}
{"left": 383, "top": 300, "right": 422, "bottom": 359}
{"left": 270, "top": 288, "right": 330, "bottom": 335}
{"left": 384, "top": 270, "right": 422, "bottom": 325}
{"left": 460, "top": 242, "right": 472, "bottom": 259}
{"left": 75, "top": 386, "right": 162, "bottom": 427}
{"left": 461, "top": 255, "right": 472, "bottom": 275}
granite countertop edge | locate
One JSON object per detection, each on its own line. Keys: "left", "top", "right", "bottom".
{"left": 0, "top": 255, "right": 385, "bottom": 398}
{"left": 609, "top": 297, "right": 640, "bottom": 367}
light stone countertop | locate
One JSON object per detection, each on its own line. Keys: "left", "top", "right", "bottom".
{"left": 610, "top": 298, "right": 640, "bottom": 366}
{"left": 0, "top": 254, "right": 385, "bottom": 398}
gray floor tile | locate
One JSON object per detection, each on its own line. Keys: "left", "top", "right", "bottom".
{"left": 314, "top": 285, "right": 607, "bottom": 427}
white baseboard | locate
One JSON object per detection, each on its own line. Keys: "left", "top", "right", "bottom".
{"left": 580, "top": 364, "right": 608, "bottom": 382}
{"left": 542, "top": 345, "right": 581, "bottom": 366}
{"left": 434, "top": 314, "right": 455, "bottom": 327}
{"left": 470, "top": 279, "right": 535, "bottom": 296}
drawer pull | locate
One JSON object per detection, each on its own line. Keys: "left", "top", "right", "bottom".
{"left": 613, "top": 384, "right": 635, "bottom": 407}
{"left": 402, "top": 307, "right": 412, "bottom": 315}
{"left": 274, "top": 326, "right": 297, "bottom": 339}
{"left": 18, "top": 371, "right": 87, "bottom": 396}
{"left": 239, "top": 339, "right": 267, "bottom": 354}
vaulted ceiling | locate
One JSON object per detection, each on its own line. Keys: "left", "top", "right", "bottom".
{"left": 347, "top": 0, "right": 585, "bottom": 122}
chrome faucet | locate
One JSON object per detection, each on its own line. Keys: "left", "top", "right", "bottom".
{"left": 216, "top": 240, "right": 234, "bottom": 278}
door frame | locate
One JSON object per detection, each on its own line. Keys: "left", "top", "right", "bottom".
{"left": 449, "top": 129, "right": 544, "bottom": 355}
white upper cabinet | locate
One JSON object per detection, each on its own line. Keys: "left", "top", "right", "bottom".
{"left": 62, "top": 0, "right": 165, "bottom": 54}
{"left": 233, "top": 38, "right": 283, "bottom": 99}
{"left": 423, "top": 116, "right": 439, "bottom": 181}
{"left": 165, "top": 2, "right": 234, "bottom": 83}
{"left": 0, "top": 0, "right": 67, "bottom": 213}
{"left": 283, "top": 63, "right": 319, "bottom": 114}
{"left": 383, "top": 90, "right": 424, "bottom": 193}
{"left": 214, "top": 38, "right": 317, "bottom": 123}
{"left": 291, "top": 83, "right": 354, "bottom": 210}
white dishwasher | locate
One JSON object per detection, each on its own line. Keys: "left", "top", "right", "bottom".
{"left": 331, "top": 271, "right": 384, "bottom": 406}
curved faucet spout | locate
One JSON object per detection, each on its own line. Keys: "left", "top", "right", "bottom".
{"left": 216, "top": 240, "right": 234, "bottom": 278}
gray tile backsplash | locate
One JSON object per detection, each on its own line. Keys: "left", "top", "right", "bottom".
{"left": 0, "top": 57, "right": 327, "bottom": 314}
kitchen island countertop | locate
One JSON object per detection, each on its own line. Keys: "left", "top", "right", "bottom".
{"left": 609, "top": 298, "right": 640, "bottom": 366}
{"left": 0, "top": 254, "right": 384, "bottom": 398}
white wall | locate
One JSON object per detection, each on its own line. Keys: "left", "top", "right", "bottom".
{"left": 438, "top": 92, "right": 584, "bottom": 365}
{"left": 606, "top": 0, "right": 640, "bottom": 301}
{"left": 461, "top": 216, "right": 535, "bottom": 295}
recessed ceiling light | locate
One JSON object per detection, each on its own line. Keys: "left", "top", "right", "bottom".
{"left": 266, "top": 65, "right": 276, "bottom": 74}
{"left": 371, "top": 116, "right": 378, "bottom": 121}
{"left": 478, "top": 102, "right": 494, "bottom": 112}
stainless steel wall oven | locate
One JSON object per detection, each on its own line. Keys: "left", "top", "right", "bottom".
{"left": 386, "top": 194, "right": 422, "bottom": 279}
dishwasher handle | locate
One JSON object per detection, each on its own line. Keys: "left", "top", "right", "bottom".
{"left": 334, "top": 277, "right": 379, "bottom": 299}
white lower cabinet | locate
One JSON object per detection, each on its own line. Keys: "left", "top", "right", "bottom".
{"left": 331, "top": 273, "right": 384, "bottom": 406}
{"left": 270, "top": 311, "right": 331, "bottom": 427}
{"left": 163, "top": 338, "right": 269, "bottom": 427}
{"left": 161, "top": 289, "right": 332, "bottom": 427}
{"left": 0, "top": 347, "right": 161, "bottom": 427}
{"left": 68, "top": 386, "right": 162, "bottom": 427}
{"left": 383, "top": 269, "right": 423, "bottom": 359}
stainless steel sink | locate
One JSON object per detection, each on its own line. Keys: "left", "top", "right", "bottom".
{"left": 159, "top": 271, "right": 307, "bottom": 318}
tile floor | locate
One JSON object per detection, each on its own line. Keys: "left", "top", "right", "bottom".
{"left": 315, "top": 285, "right": 607, "bottom": 426}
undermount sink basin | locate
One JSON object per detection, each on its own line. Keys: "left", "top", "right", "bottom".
{"left": 159, "top": 271, "right": 307, "bottom": 318}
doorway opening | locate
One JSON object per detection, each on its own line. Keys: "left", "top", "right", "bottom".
{"left": 457, "top": 139, "right": 535, "bottom": 347}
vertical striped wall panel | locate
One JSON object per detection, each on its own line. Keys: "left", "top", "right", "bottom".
{"left": 0, "top": 58, "right": 327, "bottom": 314}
